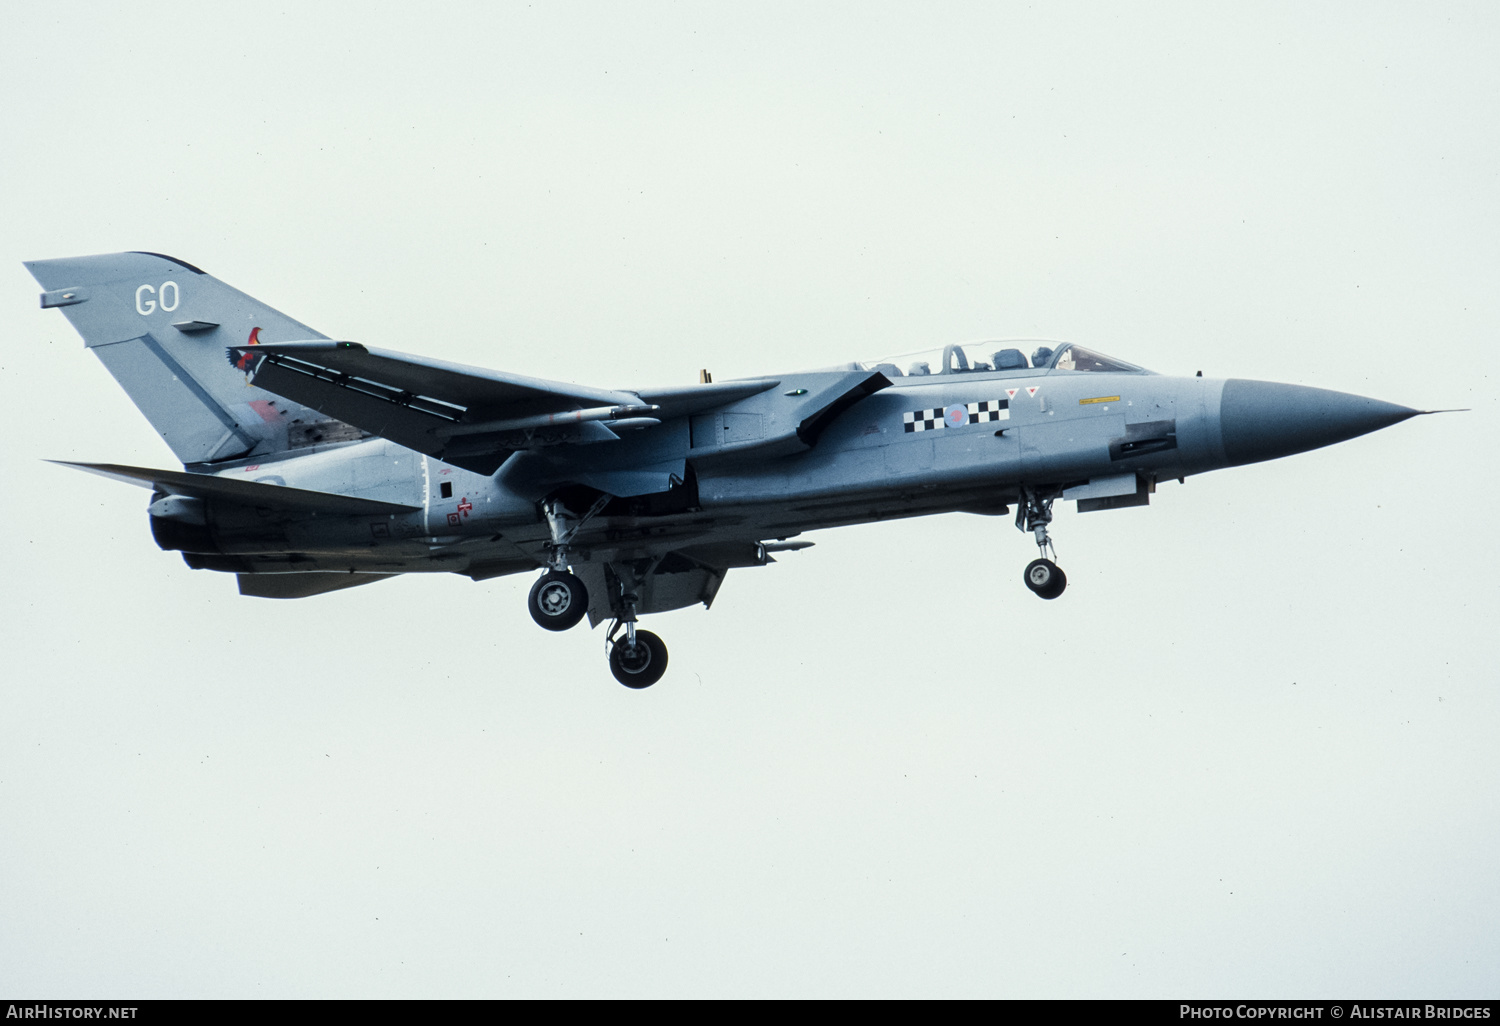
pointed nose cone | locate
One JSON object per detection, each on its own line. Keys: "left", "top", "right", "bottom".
{"left": 1220, "top": 380, "right": 1418, "bottom": 467}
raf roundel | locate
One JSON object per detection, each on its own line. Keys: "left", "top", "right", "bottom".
{"left": 944, "top": 404, "right": 968, "bottom": 428}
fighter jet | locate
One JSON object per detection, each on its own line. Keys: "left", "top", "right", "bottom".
{"left": 27, "top": 252, "right": 1428, "bottom": 688}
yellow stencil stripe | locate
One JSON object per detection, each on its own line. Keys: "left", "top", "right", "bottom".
{"left": 1079, "top": 395, "right": 1120, "bottom": 405}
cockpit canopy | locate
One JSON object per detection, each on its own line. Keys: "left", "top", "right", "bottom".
{"left": 858, "top": 341, "right": 1148, "bottom": 378}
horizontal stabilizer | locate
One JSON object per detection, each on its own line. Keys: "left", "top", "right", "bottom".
{"left": 238, "top": 572, "right": 399, "bottom": 599}
{"left": 51, "top": 460, "right": 420, "bottom": 515}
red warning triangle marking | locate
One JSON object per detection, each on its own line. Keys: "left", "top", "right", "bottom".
{"left": 1005, "top": 388, "right": 1019, "bottom": 399}
{"left": 1026, "top": 386, "right": 1040, "bottom": 397}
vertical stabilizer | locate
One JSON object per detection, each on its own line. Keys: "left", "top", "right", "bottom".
{"left": 26, "top": 252, "right": 363, "bottom": 465}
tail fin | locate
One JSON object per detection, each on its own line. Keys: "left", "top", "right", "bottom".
{"left": 26, "top": 252, "right": 362, "bottom": 465}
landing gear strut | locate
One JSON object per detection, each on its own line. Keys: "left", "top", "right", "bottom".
{"left": 1016, "top": 487, "right": 1067, "bottom": 599}
{"left": 540, "top": 494, "right": 609, "bottom": 573}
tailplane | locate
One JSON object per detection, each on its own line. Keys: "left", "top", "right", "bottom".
{"left": 26, "top": 252, "right": 364, "bottom": 465}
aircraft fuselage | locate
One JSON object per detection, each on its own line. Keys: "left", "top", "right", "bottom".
{"left": 166, "top": 369, "right": 1405, "bottom": 579}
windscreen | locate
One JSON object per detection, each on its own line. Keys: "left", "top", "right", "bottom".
{"left": 1050, "top": 344, "right": 1143, "bottom": 373}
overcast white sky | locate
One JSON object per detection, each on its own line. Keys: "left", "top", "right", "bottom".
{"left": 2, "top": 1, "right": 1496, "bottom": 998}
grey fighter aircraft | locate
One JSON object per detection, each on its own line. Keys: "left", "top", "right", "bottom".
{"left": 27, "top": 252, "right": 1428, "bottom": 688}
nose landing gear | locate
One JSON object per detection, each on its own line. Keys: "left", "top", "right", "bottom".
{"left": 1023, "top": 557, "right": 1067, "bottom": 599}
{"left": 1017, "top": 487, "right": 1067, "bottom": 599}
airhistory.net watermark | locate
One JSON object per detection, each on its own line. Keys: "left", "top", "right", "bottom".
{"left": 6, "top": 1007, "right": 138, "bottom": 1020}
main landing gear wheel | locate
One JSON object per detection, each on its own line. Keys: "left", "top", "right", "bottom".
{"left": 609, "top": 629, "right": 668, "bottom": 689}
{"left": 1023, "top": 558, "right": 1067, "bottom": 599}
{"left": 528, "top": 571, "right": 588, "bottom": 631}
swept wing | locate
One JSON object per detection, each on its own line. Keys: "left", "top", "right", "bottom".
{"left": 228, "top": 340, "right": 779, "bottom": 474}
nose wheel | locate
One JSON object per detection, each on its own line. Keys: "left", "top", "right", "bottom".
{"left": 1023, "top": 557, "right": 1067, "bottom": 599}
{"left": 1017, "top": 487, "right": 1067, "bottom": 599}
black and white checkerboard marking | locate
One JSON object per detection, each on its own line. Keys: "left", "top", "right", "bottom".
{"left": 966, "top": 399, "right": 1008, "bottom": 424}
{"left": 903, "top": 407, "right": 945, "bottom": 432}
{"left": 903, "top": 399, "right": 1010, "bottom": 432}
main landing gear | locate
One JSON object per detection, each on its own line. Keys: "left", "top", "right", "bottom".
{"left": 527, "top": 495, "right": 608, "bottom": 630}
{"left": 602, "top": 566, "right": 668, "bottom": 688}
{"left": 527, "top": 496, "right": 673, "bottom": 688}
{"left": 607, "top": 622, "right": 668, "bottom": 689}
{"left": 527, "top": 567, "right": 673, "bottom": 688}
{"left": 528, "top": 571, "right": 588, "bottom": 630}
{"left": 1017, "top": 487, "right": 1067, "bottom": 599}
